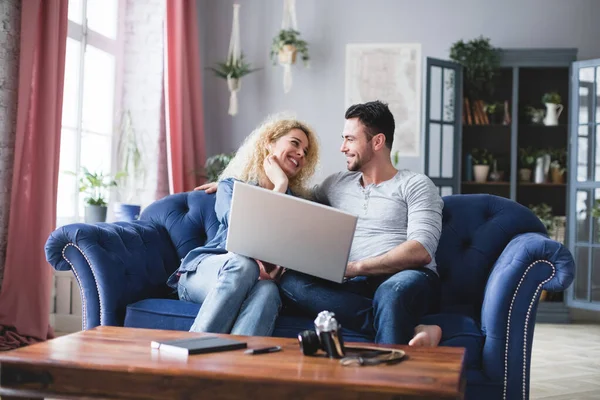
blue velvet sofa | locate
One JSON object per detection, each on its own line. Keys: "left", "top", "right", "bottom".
{"left": 45, "top": 191, "right": 574, "bottom": 400}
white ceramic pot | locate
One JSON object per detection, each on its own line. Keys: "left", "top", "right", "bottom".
{"left": 473, "top": 165, "right": 490, "bottom": 183}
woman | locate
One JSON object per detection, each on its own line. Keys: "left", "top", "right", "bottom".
{"left": 167, "top": 115, "right": 320, "bottom": 336}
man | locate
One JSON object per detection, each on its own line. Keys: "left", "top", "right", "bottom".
{"left": 198, "top": 101, "right": 443, "bottom": 346}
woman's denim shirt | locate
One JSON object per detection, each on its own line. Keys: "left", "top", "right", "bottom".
{"left": 167, "top": 178, "right": 292, "bottom": 288}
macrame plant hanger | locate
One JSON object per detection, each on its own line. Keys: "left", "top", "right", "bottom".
{"left": 226, "top": 4, "right": 241, "bottom": 115}
{"left": 280, "top": 0, "right": 298, "bottom": 93}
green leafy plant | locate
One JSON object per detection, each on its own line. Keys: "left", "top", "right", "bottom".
{"left": 529, "top": 203, "right": 554, "bottom": 232}
{"left": 549, "top": 148, "right": 567, "bottom": 173}
{"left": 67, "top": 167, "right": 123, "bottom": 207}
{"left": 203, "top": 153, "right": 235, "bottom": 182}
{"left": 270, "top": 29, "right": 309, "bottom": 67}
{"left": 519, "top": 147, "right": 536, "bottom": 169}
{"left": 209, "top": 53, "right": 259, "bottom": 80}
{"left": 449, "top": 36, "right": 500, "bottom": 99}
{"left": 525, "top": 106, "right": 545, "bottom": 124}
{"left": 483, "top": 102, "right": 504, "bottom": 114}
{"left": 471, "top": 148, "right": 494, "bottom": 165}
{"left": 542, "top": 92, "right": 561, "bottom": 105}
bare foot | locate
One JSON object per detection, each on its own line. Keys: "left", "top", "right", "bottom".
{"left": 408, "top": 324, "right": 442, "bottom": 347}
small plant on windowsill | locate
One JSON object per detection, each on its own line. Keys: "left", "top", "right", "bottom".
{"left": 483, "top": 102, "right": 504, "bottom": 125}
{"left": 67, "top": 167, "right": 123, "bottom": 224}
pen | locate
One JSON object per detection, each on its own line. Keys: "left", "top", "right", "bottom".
{"left": 244, "top": 346, "right": 282, "bottom": 355}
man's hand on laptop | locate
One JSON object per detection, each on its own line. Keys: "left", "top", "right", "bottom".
{"left": 194, "top": 182, "right": 218, "bottom": 193}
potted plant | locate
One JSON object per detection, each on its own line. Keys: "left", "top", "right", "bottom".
{"left": 471, "top": 148, "right": 494, "bottom": 183}
{"left": 270, "top": 29, "right": 309, "bottom": 67}
{"left": 483, "top": 102, "right": 503, "bottom": 125}
{"left": 525, "top": 106, "right": 545, "bottom": 125}
{"left": 549, "top": 148, "right": 567, "bottom": 184}
{"left": 529, "top": 203, "right": 554, "bottom": 233}
{"left": 209, "top": 53, "right": 259, "bottom": 92}
{"left": 115, "top": 111, "right": 145, "bottom": 221}
{"left": 541, "top": 92, "right": 563, "bottom": 126}
{"left": 73, "top": 167, "right": 121, "bottom": 223}
{"left": 200, "top": 152, "right": 236, "bottom": 183}
{"left": 519, "top": 147, "right": 536, "bottom": 182}
{"left": 449, "top": 36, "right": 500, "bottom": 100}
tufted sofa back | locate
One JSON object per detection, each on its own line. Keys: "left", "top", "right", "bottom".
{"left": 140, "top": 190, "right": 220, "bottom": 276}
{"left": 435, "top": 194, "right": 546, "bottom": 320}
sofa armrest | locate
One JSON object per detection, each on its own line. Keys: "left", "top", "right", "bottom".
{"left": 45, "top": 221, "right": 180, "bottom": 329}
{"left": 480, "top": 232, "right": 574, "bottom": 398}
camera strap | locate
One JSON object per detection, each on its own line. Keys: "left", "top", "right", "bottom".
{"left": 340, "top": 345, "right": 406, "bottom": 367}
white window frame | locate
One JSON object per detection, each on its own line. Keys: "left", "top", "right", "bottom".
{"left": 59, "top": 0, "right": 125, "bottom": 226}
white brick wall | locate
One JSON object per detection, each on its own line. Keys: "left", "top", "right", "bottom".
{"left": 0, "top": 0, "right": 20, "bottom": 288}
{"left": 120, "top": 0, "right": 165, "bottom": 208}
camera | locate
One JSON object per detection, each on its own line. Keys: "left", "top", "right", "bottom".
{"left": 297, "top": 311, "right": 346, "bottom": 358}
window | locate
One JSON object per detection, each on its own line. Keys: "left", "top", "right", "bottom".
{"left": 57, "top": 0, "right": 121, "bottom": 226}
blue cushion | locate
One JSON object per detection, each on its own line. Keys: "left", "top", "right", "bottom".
{"left": 125, "top": 299, "right": 373, "bottom": 344}
{"left": 125, "top": 298, "right": 196, "bottom": 331}
{"left": 421, "top": 313, "right": 484, "bottom": 370}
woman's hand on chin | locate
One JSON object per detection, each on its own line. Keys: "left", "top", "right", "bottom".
{"left": 263, "top": 155, "right": 288, "bottom": 193}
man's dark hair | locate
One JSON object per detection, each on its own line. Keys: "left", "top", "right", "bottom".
{"left": 344, "top": 100, "right": 395, "bottom": 150}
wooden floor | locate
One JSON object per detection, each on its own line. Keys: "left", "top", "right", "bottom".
{"left": 531, "top": 323, "right": 600, "bottom": 399}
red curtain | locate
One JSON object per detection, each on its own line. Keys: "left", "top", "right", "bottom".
{"left": 165, "top": 0, "right": 206, "bottom": 193}
{"left": 0, "top": 0, "right": 68, "bottom": 349}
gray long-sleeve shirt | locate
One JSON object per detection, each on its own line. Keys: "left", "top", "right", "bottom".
{"left": 314, "top": 170, "right": 443, "bottom": 274}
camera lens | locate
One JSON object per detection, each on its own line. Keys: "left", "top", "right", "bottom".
{"left": 297, "top": 330, "right": 320, "bottom": 355}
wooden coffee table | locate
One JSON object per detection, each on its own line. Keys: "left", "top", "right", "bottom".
{"left": 0, "top": 326, "right": 466, "bottom": 399}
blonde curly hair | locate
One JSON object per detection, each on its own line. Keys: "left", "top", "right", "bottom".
{"left": 219, "top": 114, "right": 320, "bottom": 197}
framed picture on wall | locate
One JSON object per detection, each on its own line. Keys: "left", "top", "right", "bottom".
{"left": 345, "top": 43, "right": 422, "bottom": 157}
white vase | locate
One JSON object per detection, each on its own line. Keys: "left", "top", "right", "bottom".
{"left": 543, "top": 103, "right": 563, "bottom": 126}
{"left": 473, "top": 165, "right": 490, "bottom": 183}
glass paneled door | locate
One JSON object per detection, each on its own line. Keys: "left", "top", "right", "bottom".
{"left": 423, "top": 58, "right": 463, "bottom": 196}
{"left": 568, "top": 59, "right": 600, "bottom": 311}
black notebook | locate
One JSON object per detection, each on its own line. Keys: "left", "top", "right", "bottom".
{"left": 150, "top": 336, "right": 247, "bottom": 356}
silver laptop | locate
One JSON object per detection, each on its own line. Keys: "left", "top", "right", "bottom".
{"left": 225, "top": 181, "right": 358, "bottom": 283}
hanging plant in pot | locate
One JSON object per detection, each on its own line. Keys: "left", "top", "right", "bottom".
{"left": 270, "top": 29, "right": 310, "bottom": 67}
{"left": 270, "top": 28, "right": 309, "bottom": 93}
{"left": 209, "top": 53, "right": 258, "bottom": 115}
{"left": 210, "top": 4, "right": 259, "bottom": 116}
{"left": 541, "top": 92, "right": 563, "bottom": 126}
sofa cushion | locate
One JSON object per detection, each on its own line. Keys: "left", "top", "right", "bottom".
{"left": 125, "top": 298, "right": 196, "bottom": 331}
{"left": 420, "top": 313, "right": 484, "bottom": 370}
{"left": 125, "top": 299, "right": 373, "bottom": 343}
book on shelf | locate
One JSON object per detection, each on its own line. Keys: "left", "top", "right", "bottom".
{"left": 462, "top": 98, "right": 511, "bottom": 126}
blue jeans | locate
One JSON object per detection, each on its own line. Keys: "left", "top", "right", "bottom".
{"left": 279, "top": 268, "right": 440, "bottom": 344}
{"left": 178, "top": 253, "right": 281, "bottom": 336}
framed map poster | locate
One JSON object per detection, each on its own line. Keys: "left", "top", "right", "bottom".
{"left": 345, "top": 43, "right": 422, "bottom": 157}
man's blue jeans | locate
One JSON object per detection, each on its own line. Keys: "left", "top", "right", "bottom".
{"left": 178, "top": 253, "right": 281, "bottom": 336}
{"left": 279, "top": 268, "right": 440, "bottom": 344}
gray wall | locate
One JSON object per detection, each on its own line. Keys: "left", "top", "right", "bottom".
{"left": 198, "top": 0, "right": 600, "bottom": 183}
